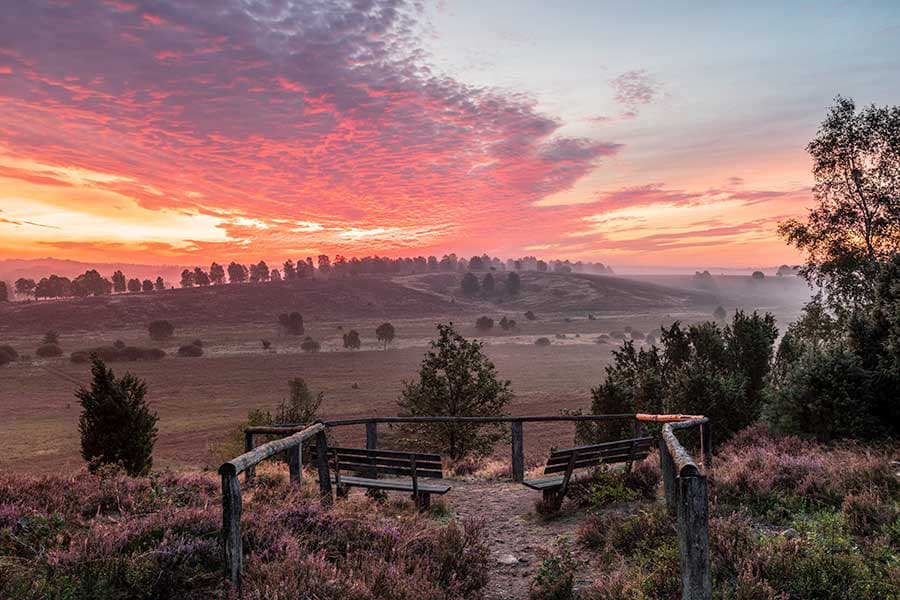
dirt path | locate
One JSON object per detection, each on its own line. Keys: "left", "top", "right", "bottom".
{"left": 450, "top": 480, "right": 599, "bottom": 599}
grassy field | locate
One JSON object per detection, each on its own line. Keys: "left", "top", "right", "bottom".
{"left": 0, "top": 273, "right": 807, "bottom": 475}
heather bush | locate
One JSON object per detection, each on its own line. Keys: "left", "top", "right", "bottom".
{"left": 711, "top": 424, "right": 898, "bottom": 520}
{"left": 300, "top": 336, "right": 321, "bottom": 352}
{"left": 568, "top": 469, "right": 639, "bottom": 512}
{"left": 530, "top": 537, "right": 582, "bottom": 600}
{"left": 0, "top": 470, "right": 490, "bottom": 600}
{"left": 0, "top": 344, "right": 17, "bottom": 361}
{"left": 535, "top": 337, "right": 551, "bottom": 346}
{"left": 147, "top": 319, "right": 174, "bottom": 341}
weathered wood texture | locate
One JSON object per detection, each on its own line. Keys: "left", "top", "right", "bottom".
{"left": 315, "top": 430, "right": 333, "bottom": 506}
{"left": 699, "top": 421, "right": 713, "bottom": 470}
{"left": 224, "top": 423, "right": 324, "bottom": 476}
{"left": 677, "top": 475, "right": 711, "bottom": 600}
{"left": 220, "top": 471, "right": 242, "bottom": 590}
{"left": 366, "top": 421, "right": 378, "bottom": 450}
{"left": 660, "top": 437, "right": 677, "bottom": 515}
{"left": 511, "top": 421, "right": 524, "bottom": 483}
{"left": 243, "top": 430, "right": 255, "bottom": 482}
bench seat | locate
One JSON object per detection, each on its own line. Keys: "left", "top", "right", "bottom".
{"left": 522, "top": 475, "right": 570, "bottom": 491}
{"left": 336, "top": 475, "right": 451, "bottom": 495}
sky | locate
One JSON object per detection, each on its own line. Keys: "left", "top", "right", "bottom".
{"left": 1, "top": 0, "right": 898, "bottom": 270}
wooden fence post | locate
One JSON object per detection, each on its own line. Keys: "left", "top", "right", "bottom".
{"left": 699, "top": 421, "right": 712, "bottom": 470}
{"left": 244, "top": 431, "right": 255, "bottom": 482}
{"left": 659, "top": 438, "right": 677, "bottom": 515}
{"left": 220, "top": 468, "right": 243, "bottom": 591}
{"left": 511, "top": 420, "right": 524, "bottom": 483}
{"left": 288, "top": 444, "right": 302, "bottom": 483}
{"left": 366, "top": 421, "right": 378, "bottom": 450}
{"left": 315, "top": 429, "right": 333, "bottom": 507}
{"left": 634, "top": 419, "right": 644, "bottom": 438}
{"left": 676, "top": 474, "right": 711, "bottom": 600}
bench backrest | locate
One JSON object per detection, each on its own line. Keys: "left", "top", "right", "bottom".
{"left": 543, "top": 436, "right": 654, "bottom": 475}
{"left": 312, "top": 446, "right": 444, "bottom": 479}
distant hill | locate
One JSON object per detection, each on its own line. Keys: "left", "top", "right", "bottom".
{"left": 398, "top": 271, "right": 716, "bottom": 313}
{"left": 0, "top": 277, "right": 466, "bottom": 335}
{"left": 0, "top": 258, "right": 186, "bottom": 288}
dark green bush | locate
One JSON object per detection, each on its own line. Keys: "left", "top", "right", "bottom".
{"left": 36, "top": 343, "right": 63, "bottom": 358}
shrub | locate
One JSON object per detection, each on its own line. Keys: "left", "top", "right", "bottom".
{"left": 375, "top": 322, "right": 395, "bottom": 349}
{"left": 630, "top": 330, "right": 645, "bottom": 340}
{"left": 398, "top": 323, "right": 513, "bottom": 460}
{"left": 113, "top": 339, "right": 126, "bottom": 349}
{"left": 530, "top": 537, "right": 581, "bottom": 600}
{"left": 535, "top": 337, "right": 551, "bottom": 346}
{"left": 77, "top": 358, "right": 158, "bottom": 476}
{"left": 277, "top": 311, "right": 304, "bottom": 335}
{"left": 608, "top": 330, "right": 624, "bottom": 338}
{"left": 261, "top": 339, "right": 272, "bottom": 351}
{"left": 177, "top": 343, "right": 203, "bottom": 357}
{"left": 0, "top": 344, "right": 18, "bottom": 360}
{"left": 342, "top": 329, "right": 361, "bottom": 350}
{"left": 499, "top": 316, "right": 517, "bottom": 330}
{"left": 36, "top": 343, "right": 63, "bottom": 358}
{"left": 475, "top": 316, "right": 494, "bottom": 331}
{"left": 300, "top": 337, "right": 321, "bottom": 353}
{"left": 190, "top": 339, "right": 203, "bottom": 348}
{"left": 43, "top": 330, "right": 60, "bottom": 345}
{"left": 0, "top": 349, "right": 12, "bottom": 366}
{"left": 147, "top": 320, "right": 174, "bottom": 341}
{"left": 841, "top": 488, "right": 898, "bottom": 536}
{"left": 525, "top": 310, "right": 537, "bottom": 320}
{"left": 713, "top": 305, "right": 727, "bottom": 320}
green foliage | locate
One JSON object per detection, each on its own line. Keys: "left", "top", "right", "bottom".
{"left": 77, "top": 358, "right": 158, "bottom": 476}
{"left": 779, "top": 96, "right": 900, "bottom": 315}
{"left": 147, "top": 320, "right": 174, "bottom": 342}
{"left": 398, "top": 323, "right": 513, "bottom": 460}
{"left": 530, "top": 537, "right": 582, "bottom": 600}
{"left": 475, "top": 316, "right": 494, "bottom": 331}
{"left": 765, "top": 256, "right": 900, "bottom": 440}
{"left": 581, "top": 311, "right": 777, "bottom": 445}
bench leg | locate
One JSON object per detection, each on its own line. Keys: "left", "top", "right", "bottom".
{"left": 336, "top": 484, "right": 349, "bottom": 499}
{"left": 413, "top": 492, "right": 431, "bottom": 511}
{"left": 542, "top": 488, "right": 562, "bottom": 511}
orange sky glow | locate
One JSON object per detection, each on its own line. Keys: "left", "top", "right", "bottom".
{"left": 4, "top": 1, "right": 895, "bottom": 270}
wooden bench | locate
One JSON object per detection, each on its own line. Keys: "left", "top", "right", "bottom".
{"left": 523, "top": 436, "right": 654, "bottom": 508}
{"left": 312, "top": 446, "right": 450, "bottom": 509}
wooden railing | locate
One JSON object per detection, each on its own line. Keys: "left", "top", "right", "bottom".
{"left": 245, "top": 413, "right": 641, "bottom": 484}
{"left": 218, "top": 422, "right": 326, "bottom": 591}
{"left": 226, "top": 413, "right": 713, "bottom": 597}
{"left": 658, "top": 417, "right": 711, "bottom": 600}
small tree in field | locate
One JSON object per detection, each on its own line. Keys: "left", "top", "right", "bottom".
{"left": 475, "top": 316, "right": 494, "bottom": 332}
{"left": 300, "top": 337, "right": 321, "bottom": 353}
{"left": 713, "top": 306, "right": 727, "bottom": 320}
{"left": 376, "top": 322, "right": 395, "bottom": 349}
{"left": 77, "top": 358, "right": 158, "bottom": 476}
{"left": 398, "top": 323, "right": 513, "bottom": 460}
{"left": 343, "top": 329, "right": 361, "bottom": 350}
{"left": 148, "top": 320, "right": 174, "bottom": 341}
{"left": 461, "top": 272, "right": 480, "bottom": 295}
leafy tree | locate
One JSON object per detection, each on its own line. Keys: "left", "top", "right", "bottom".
{"left": 376, "top": 322, "right": 395, "bottom": 349}
{"left": 482, "top": 273, "right": 495, "bottom": 294}
{"left": 0, "top": 281, "right": 6, "bottom": 302}
{"left": 506, "top": 272, "right": 521, "bottom": 296}
{"left": 300, "top": 337, "right": 321, "bottom": 352}
{"left": 36, "top": 343, "right": 63, "bottom": 357}
{"left": 250, "top": 260, "right": 270, "bottom": 282}
{"left": 209, "top": 262, "right": 225, "bottom": 285}
{"left": 154, "top": 276, "right": 165, "bottom": 291}
{"left": 193, "top": 267, "right": 210, "bottom": 286}
{"left": 35, "top": 275, "right": 71, "bottom": 299}
{"left": 468, "top": 256, "right": 485, "bottom": 271}
{"left": 713, "top": 306, "right": 727, "bottom": 320}
{"left": 779, "top": 96, "right": 900, "bottom": 314}
{"left": 141, "top": 279, "right": 153, "bottom": 292}
{"left": 227, "top": 262, "right": 248, "bottom": 283}
{"left": 524, "top": 310, "right": 537, "bottom": 321}
{"left": 43, "top": 331, "right": 60, "bottom": 345}
{"left": 180, "top": 269, "right": 194, "bottom": 288}
{"left": 317, "top": 255, "right": 331, "bottom": 276}
{"left": 72, "top": 270, "right": 112, "bottom": 297}
{"left": 751, "top": 271, "right": 765, "bottom": 280}
{"left": 270, "top": 268, "right": 282, "bottom": 282}
{"left": 461, "top": 272, "right": 480, "bottom": 295}
{"left": 398, "top": 323, "right": 513, "bottom": 460}
{"left": 475, "top": 316, "right": 494, "bottom": 331}
{"left": 278, "top": 312, "right": 304, "bottom": 335}
{"left": 77, "top": 358, "right": 158, "bottom": 476}
{"left": 499, "top": 316, "right": 516, "bottom": 330}
{"left": 765, "top": 255, "right": 900, "bottom": 440}
{"left": 582, "top": 312, "right": 777, "bottom": 445}
{"left": 14, "top": 278, "right": 36, "bottom": 299}
{"left": 147, "top": 320, "right": 174, "bottom": 341}
{"left": 282, "top": 259, "right": 296, "bottom": 280}
{"left": 111, "top": 270, "right": 126, "bottom": 293}
{"left": 127, "top": 278, "right": 141, "bottom": 293}
{"left": 343, "top": 329, "right": 361, "bottom": 350}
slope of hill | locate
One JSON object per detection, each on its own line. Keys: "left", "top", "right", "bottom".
{"left": 399, "top": 271, "right": 716, "bottom": 313}
{"left": 0, "top": 277, "right": 465, "bottom": 335}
